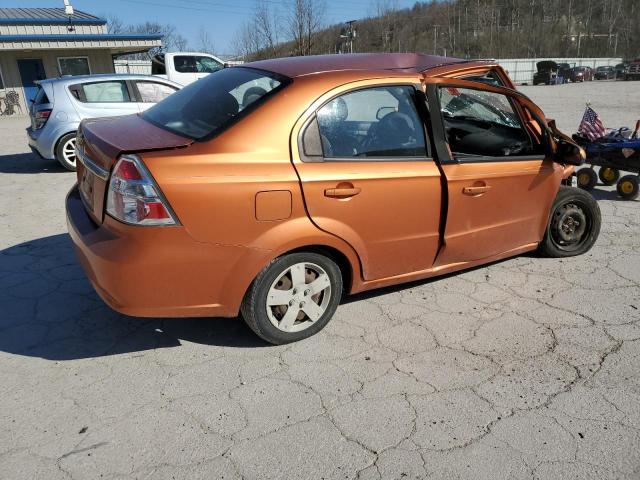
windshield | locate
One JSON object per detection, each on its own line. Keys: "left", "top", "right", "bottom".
{"left": 143, "top": 67, "right": 288, "bottom": 140}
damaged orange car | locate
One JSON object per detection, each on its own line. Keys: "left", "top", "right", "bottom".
{"left": 66, "top": 53, "right": 600, "bottom": 344}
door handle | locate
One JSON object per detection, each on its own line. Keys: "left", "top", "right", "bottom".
{"left": 462, "top": 185, "right": 492, "bottom": 195}
{"left": 325, "top": 187, "right": 361, "bottom": 198}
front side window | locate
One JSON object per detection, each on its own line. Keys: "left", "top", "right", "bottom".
{"left": 173, "top": 55, "right": 223, "bottom": 74}
{"left": 143, "top": 67, "right": 286, "bottom": 140}
{"left": 314, "top": 86, "right": 426, "bottom": 159}
{"left": 136, "top": 81, "right": 178, "bottom": 103}
{"left": 58, "top": 57, "right": 90, "bottom": 76}
{"left": 437, "top": 86, "right": 538, "bottom": 158}
{"left": 81, "top": 81, "right": 130, "bottom": 103}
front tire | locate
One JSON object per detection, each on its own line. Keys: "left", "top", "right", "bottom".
{"left": 55, "top": 132, "right": 77, "bottom": 171}
{"left": 539, "top": 186, "right": 601, "bottom": 258}
{"left": 241, "top": 252, "right": 343, "bottom": 345}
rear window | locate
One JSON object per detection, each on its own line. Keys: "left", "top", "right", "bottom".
{"left": 143, "top": 67, "right": 289, "bottom": 140}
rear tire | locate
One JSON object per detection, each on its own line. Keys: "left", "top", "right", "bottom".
{"left": 539, "top": 186, "right": 601, "bottom": 258}
{"left": 616, "top": 175, "right": 639, "bottom": 200}
{"left": 598, "top": 167, "right": 620, "bottom": 186}
{"left": 241, "top": 252, "right": 343, "bottom": 345}
{"left": 576, "top": 168, "right": 597, "bottom": 191}
{"left": 55, "top": 132, "right": 77, "bottom": 171}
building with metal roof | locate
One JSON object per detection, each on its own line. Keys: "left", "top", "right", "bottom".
{"left": 0, "top": 7, "right": 162, "bottom": 113}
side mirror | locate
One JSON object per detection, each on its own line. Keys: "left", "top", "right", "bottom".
{"left": 555, "top": 138, "right": 586, "bottom": 166}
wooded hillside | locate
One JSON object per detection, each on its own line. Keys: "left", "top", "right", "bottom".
{"left": 235, "top": 0, "right": 639, "bottom": 61}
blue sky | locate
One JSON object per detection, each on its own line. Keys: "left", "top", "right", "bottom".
{"left": 16, "top": 0, "right": 418, "bottom": 55}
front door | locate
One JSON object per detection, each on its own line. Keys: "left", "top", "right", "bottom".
{"left": 17, "top": 58, "right": 46, "bottom": 105}
{"left": 424, "top": 78, "right": 563, "bottom": 266}
{"left": 292, "top": 81, "right": 442, "bottom": 281}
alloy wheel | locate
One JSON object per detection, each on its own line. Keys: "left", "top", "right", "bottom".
{"left": 265, "top": 262, "right": 332, "bottom": 332}
{"left": 62, "top": 137, "right": 77, "bottom": 167}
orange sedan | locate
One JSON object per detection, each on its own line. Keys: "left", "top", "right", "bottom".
{"left": 66, "top": 53, "right": 600, "bottom": 344}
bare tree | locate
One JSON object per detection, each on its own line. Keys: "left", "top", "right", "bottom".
{"left": 105, "top": 14, "right": 125, "bottom": 34}
{"left": 288, "top": 0, "right": 325, "bottom": 56}
{"left": 232, "top": 21, "right": 261, "bottom": 60}
{"left": 197, "top": 27, "right": 216, "bottom": 54}
{"left": 254, "top": 0, "right": 280, "bottom": 56}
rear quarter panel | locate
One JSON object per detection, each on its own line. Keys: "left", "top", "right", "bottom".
{"left": 141, "top": 74, "right": 376, "bottom": 305}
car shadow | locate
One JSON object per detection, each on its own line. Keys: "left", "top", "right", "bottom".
{"left": 0, "top": 152, "right": 69, "bottom": 174}
{"left": 0, "top": 234, "right": 268, "bottom": 361}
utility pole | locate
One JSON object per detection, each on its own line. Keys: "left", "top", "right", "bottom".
{"left": 341, "top": 20, "right": 356, "bottom": 54}
{"left": 433, "top": 25, "right": 439, "bottom": 55}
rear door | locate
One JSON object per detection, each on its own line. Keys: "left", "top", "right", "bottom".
{"left": 423, "top": 77, "right": 563, "bottom": 266}
{"left": 292, "top": 80, "right": 442, "bottom": 281}
{"left": 68, "top": 80, "right": 139, "bottom": 117}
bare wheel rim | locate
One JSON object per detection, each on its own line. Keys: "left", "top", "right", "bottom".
{"left": 266, "top": 262, "right": 332, "bottom": 333}
{"left": 62, "top": 137, "right": 77, "bottom": 166}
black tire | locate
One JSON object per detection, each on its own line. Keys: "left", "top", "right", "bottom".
{"left": 616, "top": 175, "right": 640, "bottom": 200}
{"left": 576, "top": 168, "right": 597, "bottom": 191}
{"left": 55, "top": 132, "right": 78, "bottom": 171}
{"left": 240, "top": 252, "right": 343, "bottom": 345}
{"left": 539, "top": 186, "right": 601, "bottom": 258}
{"left": 598, "top": 167, "right": 620, "bottom": 186}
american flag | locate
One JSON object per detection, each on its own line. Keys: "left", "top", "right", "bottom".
{"left": 579, "top": 106, "right": 605, "bottom": 141}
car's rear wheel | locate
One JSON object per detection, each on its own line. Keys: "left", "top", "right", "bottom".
{"left": 598, "top": 167, "right": 620, "bottom": 186}
{"left": 55, "top": 132, "right": 77, "bottom": 171}
{"left": 539, "top": 186, "right": 601, "bottom": 258}
{"left": 576, "top": 168, "right": 597, "bottom": 191}
{"left": 241, "top": 252, "right": 343, "bottom": 344}
{"left": 616, "top": 175, "right": 639, "bottom": 200}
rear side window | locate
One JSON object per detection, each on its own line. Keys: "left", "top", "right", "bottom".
{"left": 136, "top": 81, "right": 178, "bottom": 103}
{"left": 173, "top": 55, "right": 223, "bottom": 74}
{"left": 143, "top": 67, "right": 288, "bottom": 140}
{"left": 311, "top": 85, "right": 427, "bottom": 159}
{"left": 70, "top": 81, "right": 131, "bottom": 103}
{"left": 34, "top": 86, "right": 49, "bottom": 105}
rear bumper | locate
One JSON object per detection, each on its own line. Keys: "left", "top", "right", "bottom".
{"left": 65, "top": 185, "right": 244, "bottom": 318}
{"left": 26, "top": 127, "right": 52, "bottom": 159}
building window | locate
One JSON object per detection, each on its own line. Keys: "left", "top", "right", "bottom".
{"left": 58, "top": 57, "right": 91, "bottom": 76}
{"left": 0, "top": 64, "right": 5, "bottom": 89}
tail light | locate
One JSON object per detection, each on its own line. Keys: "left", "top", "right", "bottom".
{"left": 106, "top": 155, "right": 178, "bottom": 226}
{"left": 34, "top": 109, "right": 52, "bottom": 129}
